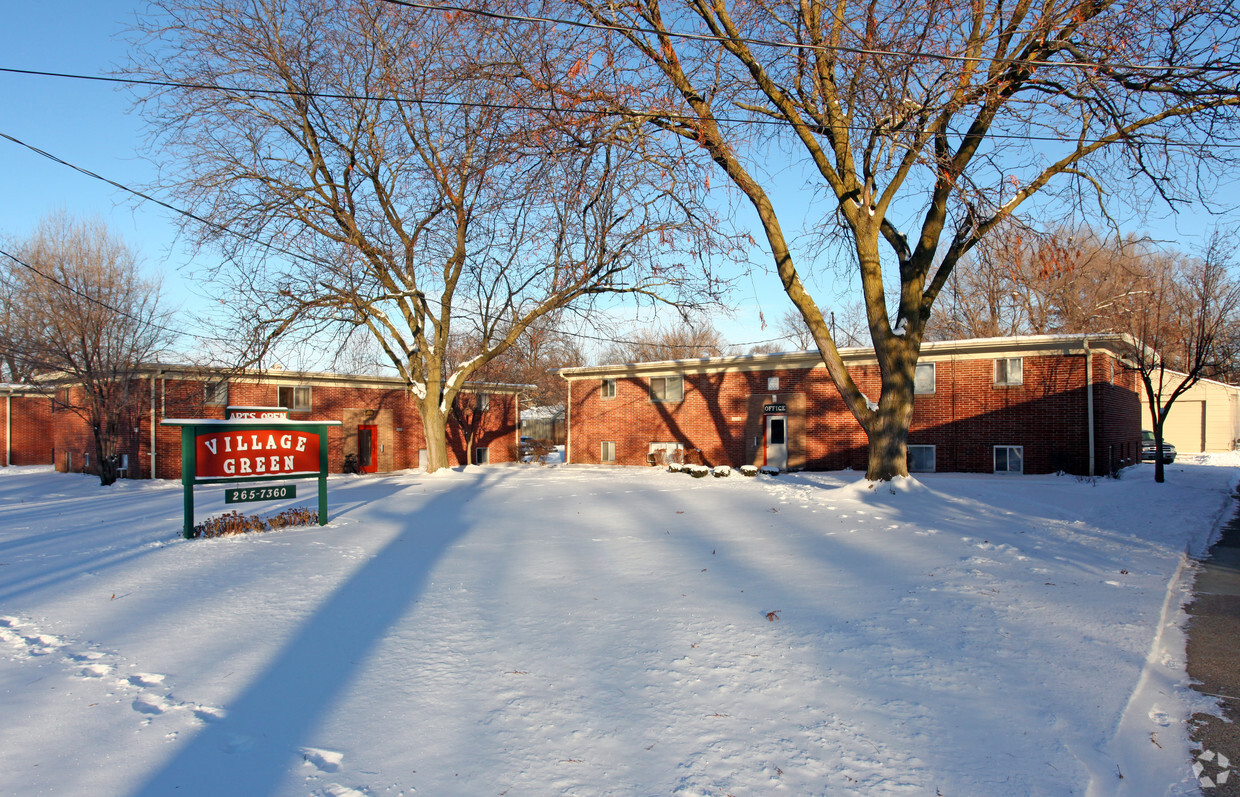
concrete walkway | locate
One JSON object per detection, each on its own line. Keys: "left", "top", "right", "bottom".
{"left": 1187, "top": 498, "right": 1240, "bottom": 794}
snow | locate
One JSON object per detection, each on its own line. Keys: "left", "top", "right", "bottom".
{"left": 1, "top": 457, "right": 1236, "bottom": 796}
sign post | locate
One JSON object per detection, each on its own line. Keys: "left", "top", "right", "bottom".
{"left": 162, "top": 407, "right": 340, "bottom": 538}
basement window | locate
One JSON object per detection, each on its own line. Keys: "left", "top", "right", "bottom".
{"left": 601, "top": 441, "right": 616, "bottom": 463}
{"left": 908, "top": 445, "right": 936, "bottom": 473}
{"left": 474, "top": 447, "right": 490, "bottom": 465}
{"left": 994, "top": 445, "right": 1024, "bottom": 474}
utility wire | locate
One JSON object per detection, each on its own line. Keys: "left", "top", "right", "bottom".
{"left": 4, "top": 66, "right": 1238, "bottom": 150}
{"left": 379, "top": 0, "right": 1240, "bottom": 76}
{"left": 0, "top": 246, "right": 192, "bottom": 341}
{"left": 0, "top": 132, "right": 792, "bottom": 352}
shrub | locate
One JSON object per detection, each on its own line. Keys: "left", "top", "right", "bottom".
{"left": 686, "top": 464, "right": 710, "bottom": 478}
{"left": 759, "top": 466, "right": 780, "bottom": 476}
{"left": 712, "top": 466, "right": 732, "bottom": 478}
{"left": 739, "top": 465, "right": 758, "bottom": 477}
{"left": 192, "top": 507, "right": 319, "bottom": 539}
{"left": 667, "top": 462, "right": 684, "bottom": 472}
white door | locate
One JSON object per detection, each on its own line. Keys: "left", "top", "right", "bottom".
{"left": 765, "top": 414, "right": 788, "bottom": 471}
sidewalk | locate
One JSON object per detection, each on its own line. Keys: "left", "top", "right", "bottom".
{"left": 1186, "top": 496, "right": 1240, "bottom": 794}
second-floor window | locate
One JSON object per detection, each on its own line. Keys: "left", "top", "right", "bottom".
{"left": 278, "top": 385, "right": 312, "bottom": 412}
{"left": 649, "top": 375, "right": 684, "bottom": 402}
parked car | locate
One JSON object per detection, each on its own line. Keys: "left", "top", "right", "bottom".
{"left": 1141, "top": 430, "right": 1177, "bottom": 464}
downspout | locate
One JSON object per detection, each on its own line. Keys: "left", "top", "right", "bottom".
{"left": 1085, "top": 340, "right": 1095, "bottom": 476}
{"left": 5, "top": 388, "right": 11, "bottom": 467}
{"left": 149, "top": 374, "right": 157, "bottom": 479}
{"left": 565, "top": 379, "right": 572, "bottom": 465}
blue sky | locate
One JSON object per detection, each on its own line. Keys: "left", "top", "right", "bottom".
{"left": 1, "top": 3, "right": 210, "bottom": 321}
{"left": 2, "top": 2, "right": 1234, "bottom": 361}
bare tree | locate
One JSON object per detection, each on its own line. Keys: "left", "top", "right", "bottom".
{"left": 0, "top": 212, "right": 177, "bottom": 485}
{"left": 930, "top": 225, "right": 1157, "bottom": 340}
{"left": 555, "top": 0, "right": 1240, "bottom": 479}
{"left": 456, "top": 313, "right": 587, "bottom": 411}
{"left": 129, "top": 0, "right": 723, "bottom": 472}
{"left": 1127, "top": 233, "right": 1240, "bottom": 482}
{"left": 601, "top": 321, "right": 731, "bottom": 363}
{"left": 776, "top": 304, "right": 866, "bottom": 350}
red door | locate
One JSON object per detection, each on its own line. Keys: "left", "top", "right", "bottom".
{"left": 358, "top": 425, "right": 379, "bottom": 473}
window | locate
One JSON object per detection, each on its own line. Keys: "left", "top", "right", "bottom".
{"left": 474, "top": 447, "right": 489, "bottom": 465}
{"left": 994, "top": 358, "right": 1023, "bottom": 386}
{"left": 601, "top": 378, "right": 617, "bottom": 399}
{"left": 914, "top": 362, "right": 936, "bottom": 395}
{"left": 994, "top": 445, "right": 1024, "bottom": 474}
{"left": 278, "top": 385, "right": 312, "bottom": 412}
{"left": 649, "top": 376, "right": 684, "bottom": 402}
{"left": 768, "top": 417, "right": 786, "bottom": 445}
{"left": 476, "top": 393, "right": 490, "bottom": 411}
{"left": 601, "top": 441, "right": 616, "bottom": 463}
{"left": 205, "top": 380, "right": 229, "bottom": 406}
{"left": 767, "top": 376, "right": 780, "bottom": 391}
{"left": 648, "top": 441, "right": 683, "bottom": 465}
{"left": 908, "top": 445, "right": 936, "bottom": 473}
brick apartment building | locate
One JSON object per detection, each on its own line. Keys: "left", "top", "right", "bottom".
{"left": 558, "top": 333, "right": 1143, "bottom": 476}
{"left": 1, "top": 384, "right": 53, "bottom": 467}
{"left": 6, "top": 364, "right": 523, "bottom": 479}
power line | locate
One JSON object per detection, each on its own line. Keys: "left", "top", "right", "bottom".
{"left": 4, "top": 65, "right": 1239, "bottom": 150}
{"left": 0, "top": 246, "right": 191, "bottom": 341}
{"left": 0, "top": 132, "right": 790, "bottom": 352}
{"left": 379, "top": 0, "right": 1240, "bottom": 76}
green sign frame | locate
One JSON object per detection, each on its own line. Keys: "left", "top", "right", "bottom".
{"left": 161, "top": 419, "right": 340, "bottom": 538}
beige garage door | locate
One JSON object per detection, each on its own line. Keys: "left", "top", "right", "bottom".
{"left": 1164, "top": 400, "right": 1205, "bottom": 453}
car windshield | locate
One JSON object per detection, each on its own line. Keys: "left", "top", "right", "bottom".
{"left": 1142, "top": 431, "right": 1155, "bottom": 442}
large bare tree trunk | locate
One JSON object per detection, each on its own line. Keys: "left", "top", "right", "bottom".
{"left": 419, "top": 397, "right": 452, "bottom": 473}
{"left": 865, "top": 356, "right": 917, "bottom": 481}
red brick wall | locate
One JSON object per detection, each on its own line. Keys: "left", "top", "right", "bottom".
{"left": 2, "top": 393, "right": 54, "bottom": 466}
{"left": 52, "top": 375, "right": 518, "bottom": 479}
{"left": 568, "top": 349, "right": 1141, "bottom": 476}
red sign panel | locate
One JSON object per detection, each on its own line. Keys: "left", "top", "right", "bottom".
{"left": 195, "top": 429, "right": 320, "bottom": 479}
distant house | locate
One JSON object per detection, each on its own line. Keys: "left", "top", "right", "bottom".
{"left": 557, "top": 334, "right": 1142, "bottom": 476}
{"left": 0, "top": 384, "right": 53, "bottom": 467}
{"left": 1140, "top": 374, "right": 1240, "bottom": 454}
{"left": 31, "top": 364, "right": 524, "bottom": 479}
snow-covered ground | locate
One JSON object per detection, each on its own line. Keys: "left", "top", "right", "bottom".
{"left": 0, "top": 457, "right": 1235, "bottom": 797}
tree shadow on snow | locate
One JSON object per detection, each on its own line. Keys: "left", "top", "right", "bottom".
{"left": 128, "top": 472, "right": 508, "bottom": 797}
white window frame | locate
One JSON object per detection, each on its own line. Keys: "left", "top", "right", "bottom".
{"left": 908, "top": 444, "right": 936, "bottom": 473}
{"left": 474, "top": 446, "right": 489, "bottom": 465}
{"left": 278, "top": 385, "right": 312, "bottom": 412}
{"left": 648, "top": 441, "right": 684, "bottom": 465}
{"left": 205, "top": 380, "right": 229, "bottom": 406}
{"left": 994, "top": 358, "right": 1023, "bottom": 386}
{"left": 601, "top": 378, "right": 617, "bottom": 399}
{"left": 914, "top": 362, "right": 936, "bottom": 395}
{"left": 601, "top": 441, "right": 616, "bottom": 463}
{"left": 649, "top": 375, "right": 684, "bottom": 402}
{"left": 476, "top": 392, "right": 490, "bottom": 411}
{"left": 994, "top": 445, "right": 1024, "bottom": 474}
{"left": 767, "top": 376, "right": 780, "bottom": 391}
